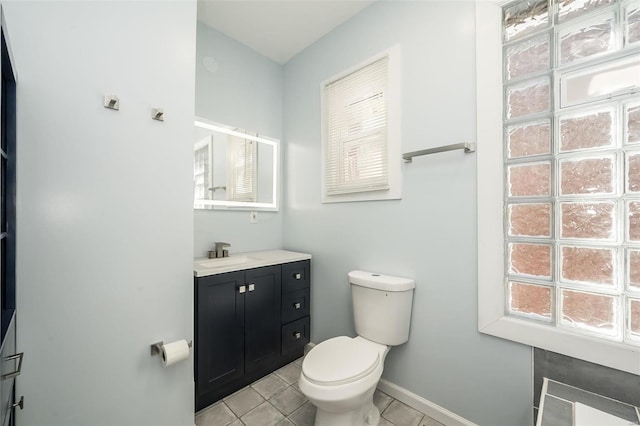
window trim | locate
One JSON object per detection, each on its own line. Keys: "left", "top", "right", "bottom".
{"left": 320, "top": 45, "right": 402, "bottom": 203}
{"left": 476, "top": 1, "right": 640, "bottom": 375}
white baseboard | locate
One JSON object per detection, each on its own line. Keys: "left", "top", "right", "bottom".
{"left": 377, "top": 379, "right": 477, "bottom": 426}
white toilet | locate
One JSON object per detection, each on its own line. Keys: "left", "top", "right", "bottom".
{"left": 298, "top": 270, "right": 415, "bottom": 426}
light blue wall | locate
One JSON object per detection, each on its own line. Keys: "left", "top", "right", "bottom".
{"left": 282, "top": 2, "right": 533, "bottom": 425}
{"left": 194, "top": 23, "right": 283, "bottom": 257}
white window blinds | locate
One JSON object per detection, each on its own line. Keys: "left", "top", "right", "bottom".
{"left": 324, "top": 56, "right": 389, "bottom": 196}
{"left": 226, "top": 135, "right": 256, "bottom": 202}
{"left": 194, "top": 137, "right": 212, "bottom": 201}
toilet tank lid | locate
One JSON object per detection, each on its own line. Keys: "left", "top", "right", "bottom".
{"left": 348, "top": 270, "right": 415, "bottom": 292}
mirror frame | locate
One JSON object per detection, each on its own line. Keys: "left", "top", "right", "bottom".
{"left": 194, "top": 118, "right": 280, "bottom": 211}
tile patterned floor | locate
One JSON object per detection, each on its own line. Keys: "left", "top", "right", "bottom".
{"left": 195, "top": 357, "right": 444, "bottom": 426}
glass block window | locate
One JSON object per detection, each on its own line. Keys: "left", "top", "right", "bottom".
{"left": 503, "top": 0, "right": 640, "bottom": 345}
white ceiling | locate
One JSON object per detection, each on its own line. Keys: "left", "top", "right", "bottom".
{"left": 197, "top": 1, "right": 375, "bottom": 64}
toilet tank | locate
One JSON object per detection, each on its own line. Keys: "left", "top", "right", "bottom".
{"left": 349, "top": 270, "right": 415, "bottom": 346}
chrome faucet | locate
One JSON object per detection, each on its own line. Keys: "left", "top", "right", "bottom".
{"left": 208, "top": 242, "right": 230, "bottom": 259}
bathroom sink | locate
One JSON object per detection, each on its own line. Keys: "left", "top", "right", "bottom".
{"left": 196, "top": 256, "right": 252, "bottom": 269}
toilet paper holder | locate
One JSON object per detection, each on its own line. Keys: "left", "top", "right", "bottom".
{"left": 150, "top": 340, "right": 192, "bottom": 356}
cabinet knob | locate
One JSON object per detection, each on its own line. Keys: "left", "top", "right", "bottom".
{"left": 293, "top": 332, "right": 301, "bottom": 339}
{"left": 294, "top": 273, "right": 301, "bottom": 280}
{"left": 248, "top": 283, "right": 255, "bottom": 292}
{"left": 293, "top": 302, "right": 301, "bottom": 309}
{"left": 238, "top": 285, "right": 246, "bottom": 294}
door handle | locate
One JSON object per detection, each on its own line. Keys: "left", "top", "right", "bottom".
{"left": 238, "top": 285, "right": 246, "bottom": 294}
{"left": 293, "top": 332, "right": 301, "bottom": 339}
{"left": 2, "top": 352, "right": 23, "bottom": 379}
{"left": 248, "top": 283, "right": 255, "bottom": 292}
{"left": 293, "top": 302, "right": 301, "bottom": 309}
{"left": 293, "top": 273, "right": 302, "bottom": 280}
{"left": 11, "top": 396, "right": 23, "bottom": 410}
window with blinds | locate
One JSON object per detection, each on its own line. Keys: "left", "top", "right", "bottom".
{"left": 193, "top": 137, "right": 211, "bottom": 201}
{"left": 226, "top": 135, "right": 256, "bottom": 202}
{"left": 322, "top": 48, "right": 401, "bottom": 203}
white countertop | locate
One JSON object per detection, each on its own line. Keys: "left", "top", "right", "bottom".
{"left": 193, "top": 249, "right": 312, "bottom": 277}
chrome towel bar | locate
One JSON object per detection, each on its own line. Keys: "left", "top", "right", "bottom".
{"left": 402, "top": 142, "right": 476, "bottom": 163}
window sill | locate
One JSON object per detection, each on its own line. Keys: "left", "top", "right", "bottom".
{"left": 480, "top": 315, "right": 640, "bottom": 375}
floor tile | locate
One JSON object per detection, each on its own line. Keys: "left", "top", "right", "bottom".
{"left": 195, "top": 401, "right": 237, "bottom": 426}
{"left": 373, "top": 390, "right": 394, "bottom": 413}
{"left": 252, "top": 374, "right": 289, "bottom": 400}
{"left": 288, "top": 401, "right": 317, "bottom": 426}
{"left": 382, "top": 400, "right": 425, "bottom": 426}
{"left": 241, "top": 401, "right": 285, "bottom": 426}
{"left": 224, "top": 385, "right": 249, "bottom": 400}
{"left": 270, "top": 386, "right": 307, "bottom": 415}
{"left": 421, "top": 416, "right": 445, "bottom": 426}
{"left": 379, "top": 417, "right": 396, "bottom": 426}
{"left": 224, "top": 386, "right": 265, "bottom": 417}
{"left": 196, "top": 358, "right": 445, "bottom": 426}
{"left": 275, "top": 363, "right": 302, "bottom": 385}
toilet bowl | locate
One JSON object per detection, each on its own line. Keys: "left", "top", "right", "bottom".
{"left": 299, "top": 336, "right": 389, "bottom": 426}
{"left": 298, "top": 271, "right": 415, "bottom": 426}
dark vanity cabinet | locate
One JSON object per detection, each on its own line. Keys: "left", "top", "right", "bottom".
{"left": 195, "top": 260, "right": 310, "bottom": 411}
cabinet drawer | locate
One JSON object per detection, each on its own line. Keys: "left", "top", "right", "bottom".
{"left": 282, "top": 260, "right": 310, "bottom": 293}
{"left": 282, "top": 288, "right": 310, "bottom": 324}
{"left": 281, "top": 316, "right": 310, "bottom": 356}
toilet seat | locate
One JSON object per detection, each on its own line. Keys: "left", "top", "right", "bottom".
{"left": 302, "top": 336, "right": 380, "bottom": 386}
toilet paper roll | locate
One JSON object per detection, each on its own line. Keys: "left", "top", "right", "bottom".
{"left": 161, "top": 340, "right": 190, "bottom": 367}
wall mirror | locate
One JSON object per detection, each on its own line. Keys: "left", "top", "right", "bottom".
{"left": 193, "top": 118, "right": 279, "bottom": 211}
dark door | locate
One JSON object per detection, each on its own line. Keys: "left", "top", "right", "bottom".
{"left": 0, "top": 14, "right": 19, "bottom": 426}
{"left": 244, "top": 265, "right": 281, "bottom": 374}
{"left": 195, "top": 271, "right": 245, "bottom": 403}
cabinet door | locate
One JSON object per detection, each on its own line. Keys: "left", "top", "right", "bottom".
{"left": 195, "top": 271, "right": 245, "bottom": 397}
{"left": 244, "top": 265, "right": 281, "bottom": 374}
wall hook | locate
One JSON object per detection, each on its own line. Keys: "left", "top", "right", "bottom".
{"left": 103, "top": 95, "right": 119, "bottom": 111}
{"left": 152, "top": 108, "right": 164, "bottom": 121}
